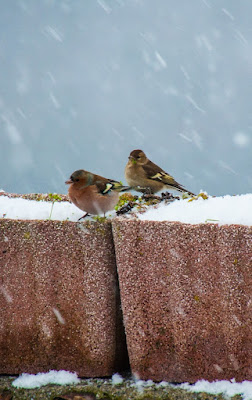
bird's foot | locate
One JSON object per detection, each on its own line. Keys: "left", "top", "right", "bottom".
{"left": 142, "top": 186, "right": 157, "bottom": 200}
{"left": 161, "top": 191, "right": 180, "bottom": 201}
{"left": 143, "top": 187, "right": 154, "bottom": 195}
{"left": 142, "top": 193, "right": 160, "bottom": 201}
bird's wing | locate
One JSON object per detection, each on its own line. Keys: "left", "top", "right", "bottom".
{"left": 95, "top": 180, "right": 114, "bottom": 195}
{"left": 138, "top": 160, "right": 195, "bottom": 194}
{"left": 95, "top": 179, "right": 130, "bottom": 194}
{"left": 142, "top": 162, "right": 187, "bottom": 190}
{"left": 142, "top": 162, "right": 175, "bottom": 183}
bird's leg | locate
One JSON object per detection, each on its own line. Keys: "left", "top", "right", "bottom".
{"left": 142, "top": 187, "right": 158, "bottom": 201}
{"left": 78, "top": 212, "right": 90, "bottom": 221}
{"left": 161, "top": 192, "right": 180, "bottom": 203}
{"left": 143, "top": 187, "right": 153, "bottom": 195}
{"left": 161, "top": 191, "right": 179, "bottom": 200}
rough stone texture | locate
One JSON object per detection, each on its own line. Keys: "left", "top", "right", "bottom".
{"left": 0, "top": 219, "right": 128, "bottom": 376}
{"left": 112, "top": 219, "right": 252, "bottom": 383}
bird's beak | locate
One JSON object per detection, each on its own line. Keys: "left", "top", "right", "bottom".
{"left": 129, "top": 156, "right": 136, "bottom": 164}
{"left": 65, "top": 179, "right": 72, "bottom": 184}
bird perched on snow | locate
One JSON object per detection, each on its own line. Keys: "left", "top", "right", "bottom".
{"left": 65, "top": 169, "right": 130, "bottom": 219}
{"left": 125, "top": 149, "right": 195, "bottom": 196}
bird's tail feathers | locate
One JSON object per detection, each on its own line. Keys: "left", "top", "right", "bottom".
{"left": 164, "top": 182, "right": 195, "bottom": 197}
{"left": 176, "top": 186, "right": 195, "bottom": 196}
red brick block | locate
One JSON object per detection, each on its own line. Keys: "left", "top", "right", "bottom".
{"left": 0, "top": 219, "right": 128, "bottom": 376}
{"left": 112, "top": 219, "right": 252, "bottom": 383}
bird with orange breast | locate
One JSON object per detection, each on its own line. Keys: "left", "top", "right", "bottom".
{"left": 65, "top": 169, "right": 130, "bottom": 219}
{"left": 125, "top": 149, "right": 195, "bottom": 196}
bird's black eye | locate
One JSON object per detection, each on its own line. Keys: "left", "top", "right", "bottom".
{"left": 75, "top": 178, "right": 79, "bottom": 182}
{"left": 137, "top": 156, "right": 141, "bottom": 159}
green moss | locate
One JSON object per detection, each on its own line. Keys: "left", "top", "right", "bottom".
{"left": 0, "top": 376, "right": 237, "bottom": 400}
{"left": 188, "top": 192, "right": 209, "bottom": 202}
{"left": 47, "top": 193, "right": 63, "bottom": 202}
{"left": 23, "top": 232, "right": 31, "bottom": 239}
{"left": 143, "top": 198, "right": 160, "bottom": 206}
{"left": 114, "top": 225, "right": 122, "bottom": 239}
{"left": 115, "top": 193, "right": 138, "bottom": 211}
{"left": 92, "top": 215, "right": 107, "bottom": 223}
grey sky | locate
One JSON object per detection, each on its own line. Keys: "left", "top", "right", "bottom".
{"left": 1, "top": 0, "right": 251, "bottom": 196}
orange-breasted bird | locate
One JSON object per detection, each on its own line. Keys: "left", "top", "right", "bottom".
{"left": 125, "top": 149, "right": 195, "bottom": 195}
{"left": 65, "top": 169, "right": 130, "bottom": 219}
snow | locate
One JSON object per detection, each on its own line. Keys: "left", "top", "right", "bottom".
{"left": 10, "top": 371, "right": 252, "bottom": 399}
{"left": 233, "top": 132, "right": 250, "bottom": 148}
{"left": 111, "top": 373, "right": 123, "bottom": 385}
{"left": 0, "top": 195, "right": 84, "bottom": 222}
{"left": 180, "top": 379, "right": 252, "bottom": 400}
{"left": 133, "top": 378, "right": 155, "bottom": 391}
{"left": 0, "top": 193, "right": 252, "bottom": 225}
{"left": 0, "top": 194, "right": 252, "bottom": 226}
{"left": 139, "top": 193, "right": 252, "bottom": 226}
{"left": 12, "top": 370, "right": 80, "bottom": 389}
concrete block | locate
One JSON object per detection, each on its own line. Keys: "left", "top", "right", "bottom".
{"left": 112, "top": 219, "right": 252, "bottom": 382}
{"left": 0, "top": 219, "right": 128, "bottom": 376}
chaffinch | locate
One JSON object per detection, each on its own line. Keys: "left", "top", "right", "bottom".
{"left": 125, "top": 149, "right": 195, "bottom": 196}
{"left": 65, "top": 169, "right": 130, "bottom": 219}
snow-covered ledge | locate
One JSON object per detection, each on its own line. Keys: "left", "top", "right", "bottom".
{"left": 0, "top": 192, "right": 251, "bottom": 382}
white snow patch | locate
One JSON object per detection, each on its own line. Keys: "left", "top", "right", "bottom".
{"left": 1, "top": 193, "right": 252, "bottom": 226}
{"left": 180, "top": 379, "right": 252, "bottom": 400}
{"left": 131, "top": 377, "right": 155, "bottom": 393}
{"left": 12, "top": 370, "right": 80, "bottom": 389}
{"left": 139, "top": 194, "right": 252, "bottom": 226}
{"left": 0, "top": 196, "right": 83, "bottom": 221}
{"left": 10, "top": 371, "right": 252, "bottom": 399}
{"left": 112, "top": 373, "right": 123, "bottom": 385}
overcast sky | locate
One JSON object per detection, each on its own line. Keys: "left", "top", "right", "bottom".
{"left": 1, "top": 0, "right": 251, "bottom": 196}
